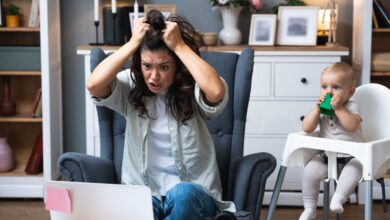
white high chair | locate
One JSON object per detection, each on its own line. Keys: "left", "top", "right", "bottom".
{"left": 265, "top": 83, "right": 390, "bottom": 220}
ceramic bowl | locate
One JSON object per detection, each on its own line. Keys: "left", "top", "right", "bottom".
{"left": 201, "top": 32, "right": 218, "bottom": 46}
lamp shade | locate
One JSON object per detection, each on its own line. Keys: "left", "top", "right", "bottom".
{"left": 318, "top": 9, "right": 331, "bottom": 31}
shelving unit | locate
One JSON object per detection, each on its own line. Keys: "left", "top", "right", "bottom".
{"left": 353, "top": 1, "right": 390, "bottom": 86}
{"left": 371, "top": 27, "right": 390, "bottom": 87}
{"left": 0, "top": 0, "right": 62, "bottom": 198}
{"left": 353, "top": 0, "right": 390, "bottom": 204}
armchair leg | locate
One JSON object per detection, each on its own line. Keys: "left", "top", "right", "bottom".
{"left": 265, "top": 166, "right": 287, "bottom": 220}
{"left": 365, "top": 181, "right": 373, "bottom": 220}
{"left": 323, "top": 181, "right": 330, "bottom": 220}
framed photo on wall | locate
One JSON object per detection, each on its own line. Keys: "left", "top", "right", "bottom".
{"left": 276, "top": 6, "right": 319, "bottom": 46}
{"left": 248, "top": 14, "right": 277, "bottom": 46}
{"left": 144, "top": 4, "right": 176, "bottom": 18}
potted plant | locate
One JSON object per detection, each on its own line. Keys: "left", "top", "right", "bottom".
{"left": 271, "top": 0, "right": 306, "bottom": 14}
{"left": 5, "top": 3, "right": 21, "bottom": 27}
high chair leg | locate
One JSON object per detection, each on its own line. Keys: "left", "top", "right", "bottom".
{"left": 266, "top": 166, "right": 287, "bottom": 220}
{"left": 323, "top": 181, "right": 329, "bottom": 220}
{"left": 365, "top": 180, "right": 373, "bottom": 220}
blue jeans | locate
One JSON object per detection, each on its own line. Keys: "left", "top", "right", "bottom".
{"left": 152, "top": 182, "right": 217, "bottom": 220}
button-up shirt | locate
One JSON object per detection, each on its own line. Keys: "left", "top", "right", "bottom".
{"left": 92, "top": 69, "right": 235, "bottom": 211}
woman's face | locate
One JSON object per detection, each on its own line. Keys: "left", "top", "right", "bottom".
{"left": 140, "top": 49, "right": 176, "bottom": 94}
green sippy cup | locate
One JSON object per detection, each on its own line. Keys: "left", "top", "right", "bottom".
{"left": 319, "top": 93, "right": 334, "bottom": 116}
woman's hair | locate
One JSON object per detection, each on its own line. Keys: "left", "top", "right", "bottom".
{"left": 129, "top": 9, "right": 205, "bottom": 123}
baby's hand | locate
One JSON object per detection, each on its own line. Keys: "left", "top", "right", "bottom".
{"left": 316, "top": 94, "right": 326, "bottom": 108}
{"left": 330, "top": 95, "right": 343, "bottom": 110}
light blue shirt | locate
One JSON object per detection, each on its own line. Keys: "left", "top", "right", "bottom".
{"left": 92, "top": 69, "right": 235, "bottom": 211}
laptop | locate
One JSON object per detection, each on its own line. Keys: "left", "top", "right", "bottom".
{"left": 45, "top": 181, "right": 154, "bottom": 220}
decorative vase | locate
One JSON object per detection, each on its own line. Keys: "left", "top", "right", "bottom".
{"left": 5, "top": 15, "right": 20, "bottom": 27}
{"left": 0, "top": 76, "right": 17, "bottom": 116}
{"left": 0, "top": 137, "right": 14, "bottom": 172}
{"left": 218, "top": 6, "right": 243, "bottom": 45}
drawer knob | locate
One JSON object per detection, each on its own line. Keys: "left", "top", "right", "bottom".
{"left": 301, "top": 78, "right": 307, "bottom": 84}
{"left": 300, "top": 116, "right": 305, "bottom": 121}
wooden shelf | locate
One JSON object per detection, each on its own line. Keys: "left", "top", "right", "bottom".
{"left": 0, "top": 27, "right": 40, "bottom": 32}
{"left": 0, "top": 114, "right": 42, "bottom": 123}
{"left": 0, "top": 164, "right": 42, "bottom": 177}
{"left": 372, "top": 28, "right": 390, "bottom": 33}
{"left": 0, "top": 71, "right": 41, "bottom": 76}
{"left": 372, "top": 71, "right": 390, "bottom": 76}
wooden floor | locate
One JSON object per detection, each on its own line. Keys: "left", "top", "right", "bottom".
{"left": 1, "top": 199, "right": 390, "bottom": 220}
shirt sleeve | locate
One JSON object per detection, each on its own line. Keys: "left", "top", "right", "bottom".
{"left": 194, "top": 77, "right": 229, "bottom": 119}
{"left": 346, "top": 100, "right": 362, "bottom": 120}
{"left": 91, "top": 69, "right": 132, "bottom": 117}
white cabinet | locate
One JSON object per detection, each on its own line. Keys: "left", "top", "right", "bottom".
{"left": 77, "top": 45, "right": 348, "bottom": 205}
{"left": 0, "top": 0, "right": 62, "bottom": 198}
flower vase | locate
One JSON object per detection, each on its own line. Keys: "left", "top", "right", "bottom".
{"left": 0, "top": 137, "right": 14, "bottom": 172}
{"left": 219, "top": 6, "right": 243, "bottom": 45}
{"left": 0, "top": 76, "right": 16, "bottom": 116}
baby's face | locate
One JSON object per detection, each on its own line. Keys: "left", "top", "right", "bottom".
{"left": 320, "top": 70, "right": 355, "bottom": 104}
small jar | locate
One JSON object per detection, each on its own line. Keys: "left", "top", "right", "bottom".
{"left": 0, "top": 137, "right": 14, "bottom": 172}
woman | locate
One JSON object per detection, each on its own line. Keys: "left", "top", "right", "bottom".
{"left": 87, "top": 10, "right": 235, "bottom": 219}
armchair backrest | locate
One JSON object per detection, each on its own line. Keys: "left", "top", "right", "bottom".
{"left": 90, "top": 47, "right": 255, "bottom": 199}
{"left": 200, "top": 49, "right": 254, "bottom": 200}
{"left": 350, "top": 83, "right": 390, "bottom": 141}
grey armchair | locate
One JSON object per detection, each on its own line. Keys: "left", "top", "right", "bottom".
{"left": 58, "top": 47, "right": 276, "bottom": 220}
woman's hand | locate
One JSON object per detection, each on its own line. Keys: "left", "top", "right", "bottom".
{"left": 163, "top": 21, "right": 185, "bottom": 51}
{"left": 130, "top": 17, "right": 150, "bottom": 46}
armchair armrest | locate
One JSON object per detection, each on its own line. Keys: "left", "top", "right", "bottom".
{"left": 58, "top": 152, "right": 116, "bottom": 183}
{"left": 232, "top": 152, "right": 276, "bottom": 220}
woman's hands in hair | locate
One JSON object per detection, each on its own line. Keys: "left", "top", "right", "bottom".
{"left": 131, "top": 17, "right": 150, "bottom": 46}
{"left": 163, "top": 21, "right": 185, "bottom": 52}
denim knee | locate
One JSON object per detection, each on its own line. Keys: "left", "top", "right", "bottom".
{"left": 166, "top": 182, "right": 201, "bottom": 202}
{"left": 164, "top": 182, "right": 216, "bottom": 220}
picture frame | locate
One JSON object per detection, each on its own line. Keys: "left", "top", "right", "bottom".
{"left": 248, "top": 14, "right": 277, "bottom": 46}
{"left": 144, "top": 4, "right": 176, "bottom": 18}
{"left": 276, "top": 6, "right": 319, "bottom": 46}
{"left": 129, "top": 12, "right": 145, "bottom": 32}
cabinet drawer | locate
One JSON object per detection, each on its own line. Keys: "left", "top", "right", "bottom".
{"left": 274, "top": 62, "right": 330, "bottom": 97}
{"left": 251, "top": 62, "right": 271, "bottom": 97}
{"left": 244, "top": 137, "right": 303, "bottom": 190}
{"left": 246, "top": 100, "right": 314, "bottom": 135}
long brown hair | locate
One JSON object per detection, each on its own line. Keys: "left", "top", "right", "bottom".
{"left": 129, "top": 9, "right": 205, "bottom": 123}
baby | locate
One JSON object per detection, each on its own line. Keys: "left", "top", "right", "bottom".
{"left": 299, "top": 62, "right": 364, "bottom": 220}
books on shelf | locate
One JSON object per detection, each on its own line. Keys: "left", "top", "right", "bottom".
{"left": 31, "top": 88, "right": 42, "bottom": 117}
{"left": 373, "top": 0, "right": 390, "bottom": 28}
{"left": 373, "top": 9, "right": 380, "bottom": 29}
{"left": 28, "top": 0, "right": 40, "bottom": 28}
{"left": 25, "top": 133, "right": 43, "bottom": 174}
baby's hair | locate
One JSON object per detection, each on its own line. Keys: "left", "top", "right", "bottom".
{"left": 322, "top": 62, "right": 356, "bottom": 85}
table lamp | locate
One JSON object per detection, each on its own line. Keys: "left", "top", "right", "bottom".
{"left": 317, "top": 9, "right": 331, "bottom": 45}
